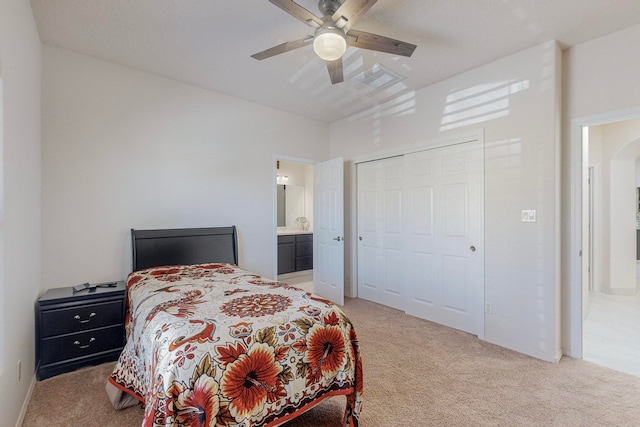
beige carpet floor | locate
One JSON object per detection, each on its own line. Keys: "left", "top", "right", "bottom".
{"left": 23, "top": 297, "right": 640, "bottom": 426}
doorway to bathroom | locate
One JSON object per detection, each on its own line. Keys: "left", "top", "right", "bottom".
{"left": 276, "top": 159, "right": 314, "bottom": 292}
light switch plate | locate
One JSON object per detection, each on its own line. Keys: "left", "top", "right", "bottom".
{"left": 521, "top": 209, "right": 536, "bottom": 222}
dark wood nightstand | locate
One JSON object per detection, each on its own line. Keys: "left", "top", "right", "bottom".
{"left": 36, "top": 281, "right": 126, "bottom": 380}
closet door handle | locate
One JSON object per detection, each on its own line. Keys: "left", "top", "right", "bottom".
{"left": 470, "top": 246, "right": 476, "bottom": 252}
{"left": 333, "top": 236, "right": 342, "bottom": 241}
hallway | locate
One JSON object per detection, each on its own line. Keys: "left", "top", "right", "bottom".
{"left": 583, "top": 287, "right": 640, "bottom": 377}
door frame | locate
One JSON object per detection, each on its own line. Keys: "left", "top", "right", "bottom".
{"left": 566, "top": 106, "right": 640, "bottom": 359}
{"left": 349, "top": 130, "right": 484, "bottom": 319}
{"left": 588, "top": 165, "right": 596, "bottom": 293}
{"left": 272, "top": 154, "right": 318, "bottom": 280}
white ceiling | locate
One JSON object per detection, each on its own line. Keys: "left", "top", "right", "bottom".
{"left": 30, "top": 0, "right": 640, "bottom": 123}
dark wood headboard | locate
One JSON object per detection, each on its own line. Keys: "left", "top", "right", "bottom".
{"left": 131, "top": 226, "right": 238, "bottom": 272}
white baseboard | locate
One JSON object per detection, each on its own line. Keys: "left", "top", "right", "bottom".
{"left": 481, "top": 336, "right": 561, "bottom": 363}
{"left": 15, "top": 374, "right": 36, "bottom": 427}
{"left": 600, "top": 285, "right": 638, "bottom": 296}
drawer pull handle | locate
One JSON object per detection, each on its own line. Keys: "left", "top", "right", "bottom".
{"left": 73, "top": 337, "right": 96, "bottom": 349}
{"left": 74, "top": 312, "right": 96, "bottom": 323}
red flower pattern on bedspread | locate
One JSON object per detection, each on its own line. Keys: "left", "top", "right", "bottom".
{"left": 221, "top": 294, "right": 292, "bottom": 318}
{"left": 305, "top": 324, "right": 347, "bottom": 381}
{"left": 221, "top": 342, "right": 287, "bottom": 419}
{"left": 109, "top": 263, "right": 362, "bottom": 427}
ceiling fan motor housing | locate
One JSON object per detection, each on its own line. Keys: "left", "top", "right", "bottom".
{"left": 318, "top": 0, "right": 343, "bottom": 17}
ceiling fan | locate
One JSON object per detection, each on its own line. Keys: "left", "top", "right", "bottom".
{"left": 251, "top": 0, "right": 417, "bottom": 84}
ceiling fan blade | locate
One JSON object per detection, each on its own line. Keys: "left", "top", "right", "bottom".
{"left": 346, "top": 29, "right": 416, "bottom": 57}
{"left": 332, "top": 0, "right": 377, "bottom": 31}
{"left": 269, "top": 0, "right": 323, "bottom": 28}
{"left": 326, "top": 58, "right": 344, "bottom": 84}
{"left": 251, "top": 36, "right": 313, "bottom": 60}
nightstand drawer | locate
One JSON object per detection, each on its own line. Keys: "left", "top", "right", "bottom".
{"left": 41, "top": 301, "right": 124, "bottom": 337}
{"left": 40, "top": 325, "right": 124, "bottom": 365}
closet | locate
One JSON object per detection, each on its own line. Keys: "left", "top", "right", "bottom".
{"left": 356, "top": 140, "right": 484, "bottom": 335}
{"left": 357, "top": 156, "right": 405, "bottom": 310}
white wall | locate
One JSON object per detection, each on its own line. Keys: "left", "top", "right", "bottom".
{"left": 0, "top": 1, "right": 42, "bottom": 425}
{"left": 564, "top": 24, "right": 640, "bottom": 121}
{"left": 609, "top": 153, "right": 636, "bottom": 293}
{"left": 41, "top": 45, "right": 329, "bottom": 289}
{"left": 563, "top": 23, "right": 640, "bottom": 355}
{"left": 330, "top": 42, "right": 562, "bottom": 361}
{"left": 278, "top": 161, "right": 307, "bottom": 186}
{"left": 303, "top": 163, "right": 314, "bottom": 229}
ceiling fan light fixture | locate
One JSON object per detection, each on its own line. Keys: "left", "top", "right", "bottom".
{"left": 313, "top": 27, "right": 347, "bottom": 61}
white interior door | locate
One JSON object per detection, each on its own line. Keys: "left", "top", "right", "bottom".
{"left": 404, "top": 142, "right": 483, "bottom": 335}
{"left": 357, "top": 156, "right": 405, "bottom": 310}
{"left": 313, "top": 157, "right": 344, "bottom": 305}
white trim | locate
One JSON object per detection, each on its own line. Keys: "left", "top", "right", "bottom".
{"left": 483, "top": 336, "right": 561, "bottom": 363}
{"left": 554, "top": 48, "right": 563, "bottom": 363}
{"left": 347, "top": 160, "right": 358, "bottom": 299}
{"left": 599, "top": 285, "right": 638, "bottom": 296}
{"left": 567, "top": 106, "right": 640, "bottom": 359}
{"left": 15, "top": 374, "right": 36, "bottom": 427}
{"left": 351, "top": 130, "right": 484, "bottom": 165}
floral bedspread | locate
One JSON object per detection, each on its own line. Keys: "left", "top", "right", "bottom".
{"left": 108, "top": 263, "right": 362, "bottom": 427}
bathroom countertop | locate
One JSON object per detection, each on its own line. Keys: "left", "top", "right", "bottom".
{"left": 277, "top": 228, "right": 313, "bottom": 236}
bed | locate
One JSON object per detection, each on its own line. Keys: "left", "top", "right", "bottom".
{"left": 106, "top": 226, "right": 362, "bottom": 426}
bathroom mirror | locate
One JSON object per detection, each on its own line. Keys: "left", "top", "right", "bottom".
{"left": 277, "top": 185, "right": 305, "bottom": 227}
